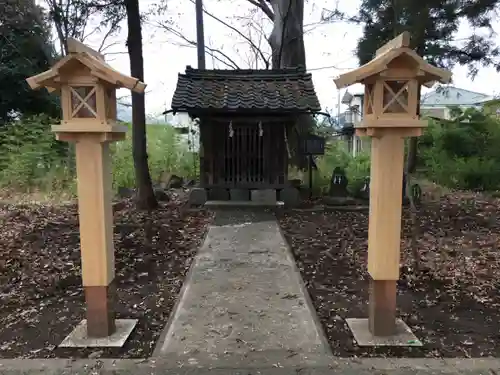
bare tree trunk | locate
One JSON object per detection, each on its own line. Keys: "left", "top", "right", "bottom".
{"left": 268, "top": 0, "right": 311, "bottom": 169}
{"left": 45, "top": 0, "right": 68, "bottom": 55}
{"left": 125, "top": 0, "right": 158, "bottom": 210}
{"left": 268, "top": 0, "right": 305, "bottom": 69}
{"left": 406, "top": 137, "right": 418, "bottom": 173}
{"left": 406, "top": 173, "right": 421, "bottom": 272}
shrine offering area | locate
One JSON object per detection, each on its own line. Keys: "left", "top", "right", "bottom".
{"left": 279, "top": 188, "right": 500, "bottom": 358}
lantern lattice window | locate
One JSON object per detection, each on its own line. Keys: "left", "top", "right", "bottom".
{"left": 382, "top": 80, "right": 409, "bottom": 114}
{"left": 71, "top": 86, "right": 97, "bottom": 118}
{"left": 365, "top": 83, "right": 375, "bottom": 114}
{"left": 104, "top": 87, "right": 116, "bottom": 120}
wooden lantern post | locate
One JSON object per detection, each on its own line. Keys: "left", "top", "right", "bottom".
{"left": 26, "top": 38, "right": 146, "bottom": 338}
{"left": 334, "top": 32, "right": 452, "bottom": 336}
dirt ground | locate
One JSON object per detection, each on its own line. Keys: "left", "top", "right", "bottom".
{"left": 0, "top": 194, "right": 212, "bottom": 359}
{"left": 279, "top": 189, "right": 500, "bottom": 358}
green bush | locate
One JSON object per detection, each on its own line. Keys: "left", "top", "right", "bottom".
{"left": 345, "top": 151, "right": 371, "bottom": 195}
{"left": 0, "top": 116, "right": 197, "bottom": 197}
{"left": 7, "top": 106, "right": 499, "bottom": 198}
{"left": 315, "top": 140, "right": 371, "bottom": 195}
{"left": 314, "top": 107, "right": 500, "bottom": 195}
{"left": 111, "top": 124, "right": 197, "bottom": 191}
{"left": 421, "top": 108, "right": 500, "bottom": 191}
{"left": 0, "top": 114, "right": 73, "bottom": 193}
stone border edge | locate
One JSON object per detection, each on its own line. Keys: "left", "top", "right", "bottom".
{"left": 0, "top": 358, "right": 498, "bottom": 372}
{"left": 150, "top": 211, "right": 214, "bottom": 358}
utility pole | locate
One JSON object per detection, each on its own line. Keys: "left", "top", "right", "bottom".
{"left": 195, "top": 0, "right": 206, "bottom": 69}
{"left": 337, "top": 88, "right": 341, "bottom": 121}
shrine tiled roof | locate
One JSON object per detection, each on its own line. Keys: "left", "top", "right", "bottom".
{"left": 171, "top": 66, "right": 321, "bottom": 114}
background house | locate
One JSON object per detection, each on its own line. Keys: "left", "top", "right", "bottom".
{"left": 420, "top": 86, "right": 494, "bottom": 119}
{"left": 337, "top": 90, "right": 369, "bottom": 157}
{"left": 335, "top": 86, "right": 496, "bottom": 156}
{"left": 483, "top": 98, "right": 500, "bottom": 116}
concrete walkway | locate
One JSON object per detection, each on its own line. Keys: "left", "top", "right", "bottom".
{"left": 154, "top": 210, "right": 333, "bottom": 367}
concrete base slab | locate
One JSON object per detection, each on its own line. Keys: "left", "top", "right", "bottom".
{"left": 59, "top": 319, "right": 138, "bottom": 348}
{"left": 205, "top": 200, "right": 284, "bottom": 209}
{"left": 346, "top": 318, "right": 422, "bottom": 347}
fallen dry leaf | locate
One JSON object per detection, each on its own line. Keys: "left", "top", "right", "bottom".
{"left": 279, "top": 190, "right": 500, "bottom": 358}
{"left": 0, "top": 193, "right": 212, "bottom": 359}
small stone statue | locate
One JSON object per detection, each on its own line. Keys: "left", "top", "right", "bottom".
{"left": 358, "top": 176, "right": 370, "bottom": 200}
{"left": 329, "top": 167, "right": 348, "bottom": 197}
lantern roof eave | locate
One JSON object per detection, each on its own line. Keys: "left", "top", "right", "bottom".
{"left": 333, "top": 39, "right": 452, "bottom": 90}
{"left": 26, "top": 38, "right": 146, "bottom": 94}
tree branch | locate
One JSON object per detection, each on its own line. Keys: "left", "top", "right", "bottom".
{"left": 247, "top": 0, "right": 274, "bottom": 21}
{"left": 97, "top": 17, "right": 123, "bottom": 52}
{"left": 234, "top": 13, "right": 269, "bottom": 40}
{"left": 192, "top": 0, "right": 269, "bottom": 69}
{"left": 321, "top": 8, "right": 363, "bottom": 24}
{"left": 82, "top": 23, "right": 101, "bottom": 42}
{"left": 156, "top": 22, "right": 240, "bottom": 69}
{"left": 103, "top": 50, "right": 129, "bottom": 55}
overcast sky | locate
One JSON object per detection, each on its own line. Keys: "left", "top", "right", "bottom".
{"left": 46, "top": 0, "right": 500, "bottom": 118}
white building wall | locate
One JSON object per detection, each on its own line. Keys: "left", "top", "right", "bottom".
{"left": 350, "top": 95, "right": 364, "bottom": 157}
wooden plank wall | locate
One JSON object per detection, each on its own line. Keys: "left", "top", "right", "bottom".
{"left": 201, "top": 118, "right": 287, "bottom": 188}
{"left": 228, "top": 123, "right": 260, "bottom": 185}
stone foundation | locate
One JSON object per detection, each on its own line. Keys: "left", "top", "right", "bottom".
{"left": 230, "top": 189, "right": 250, "bottom": 201}
{"left": 208, "top": 187, "right": 230, "bottom": 201}
{"left": 279, "top": 187, "right": 300, "bottom": 208}
{"left": 188, "top": 188, "right": 207, "bottom": 206}
{"left": 251, "top": 189, "right": 277, "bottom": 204}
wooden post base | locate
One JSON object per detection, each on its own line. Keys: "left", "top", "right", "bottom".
{"left": 369, "top": 278, "right": 397, "bottom": 336}
{"left": 84, "top": 281, "right": 116, "bottom": 338}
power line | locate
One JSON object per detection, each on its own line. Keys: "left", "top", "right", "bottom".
{"left": 308, "top": 64, "right": 356, "bottom": 71}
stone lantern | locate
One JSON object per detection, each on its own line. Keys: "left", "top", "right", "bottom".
{"left": 26, "top": 38, "right": 146, "bottom": 345}
{"left": 333, "top": 32, "right": 451, "bottom": 343}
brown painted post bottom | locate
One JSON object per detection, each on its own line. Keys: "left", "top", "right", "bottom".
{"left": 84, "top": 281, "right": 116, "bottom": 338}
{"left": 369, "top": 278, "right": 397, "bottom": 336}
